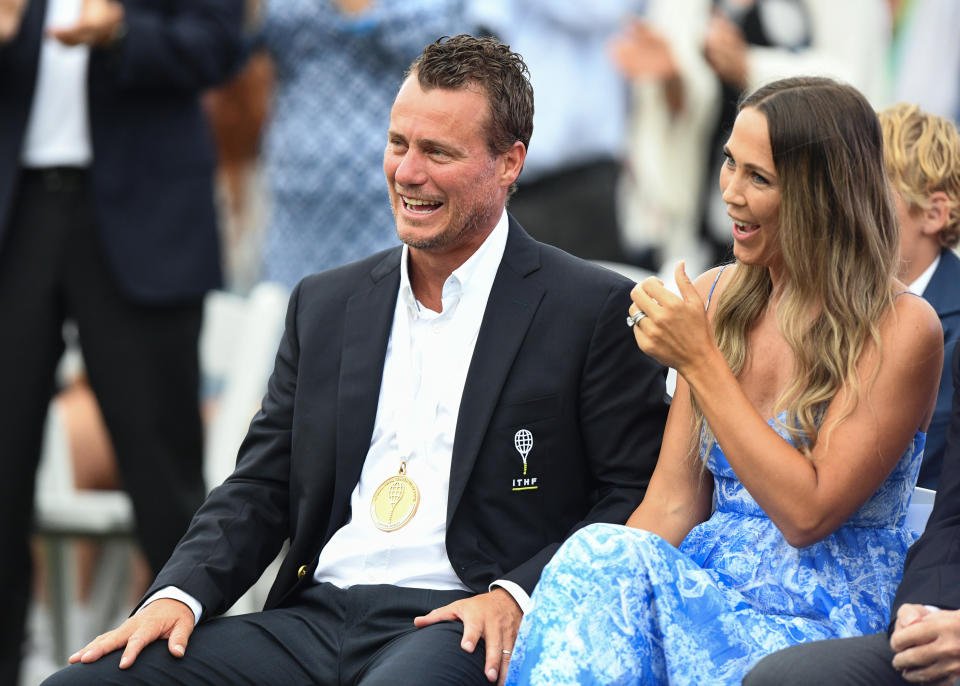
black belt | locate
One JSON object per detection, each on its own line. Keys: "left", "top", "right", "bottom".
{"left": 21, "top": 166, "right": 88, "bottom": 192}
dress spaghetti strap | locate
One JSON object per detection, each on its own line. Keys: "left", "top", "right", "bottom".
{"left": 706, "top": 265, "right": 729, "bottom": 310}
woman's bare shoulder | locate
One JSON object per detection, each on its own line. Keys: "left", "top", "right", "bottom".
{"left": 884, "top": 291, "right": 942, "bottom": 357}
{"left": 853, "top": 291, "right": 944, "bottom": 431}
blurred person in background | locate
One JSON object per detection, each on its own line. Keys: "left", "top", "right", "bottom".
{"left": 252, "top": 0, "right": 471, "bottom": 290}
{"left": 0, "top": 0, "right": 28, "bottom": 41}
{"left": 612, "top": 0, "right": 890, "bottom": 280}
{"left": 467, "top": 0, "right": 644, "bottom": 265}
{"left": 888, "top": 0, "right": 960, "bottom": 127}
{"left": 0, "top": 0, "right": 243, "bottom": 683}
{"left": 879, "top": 102, "right": 960, "bottom": 489}
{"left": 203, "top": 0, "right": 273, "bottom": 295}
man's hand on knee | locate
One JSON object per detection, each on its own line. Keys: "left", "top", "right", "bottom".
{"left": 69, "top": 598, "right": 195, "bottom": 669}
{"left": 413, "top": 588, "right": 522, "bottom": 685}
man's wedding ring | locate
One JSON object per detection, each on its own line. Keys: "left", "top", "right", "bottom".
{"left": 502, "top": 649, "right": 512, "bottom": 655}
{"left": 626, "top": 310, "right": 646, "bottom": 327}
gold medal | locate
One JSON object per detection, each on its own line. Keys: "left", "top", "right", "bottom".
{"left": 370, "top": 461, "right": 420, "bottom": 531}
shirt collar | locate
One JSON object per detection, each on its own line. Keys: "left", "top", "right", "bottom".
{"left": 398, "top": 209, "right": 509, "bottom": 316}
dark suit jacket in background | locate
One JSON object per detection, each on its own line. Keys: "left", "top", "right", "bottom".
{"left": 892, "top": 343, "right": 960, "bottom": 618}
{"left": 144, "top": 218, "right": 669, "bottom": 617}
{"left": 917, "top": 248, "right": 960, "bottom": 488}
{"left": 0, "top": 0, "right": 244, "bottom": 302}
{"left": 0, "top": 4, "right": 243, "bottom": 682}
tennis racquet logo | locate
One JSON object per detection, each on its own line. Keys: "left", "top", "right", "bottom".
{"left": 512, "top": 429, "right": 538, "bottom": 491}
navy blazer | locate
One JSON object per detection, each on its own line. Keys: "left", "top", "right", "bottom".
{"left": 892, "top": 343, "right": 960, "bottom": 619}
{"left": 917, "top": 249, "right": 960, "bottom": 488}
{"left": 0, "top": 0, "right": 244, "bottom": 303}
{"left": 143, "top": 218, "right": 669, "bottom": 617}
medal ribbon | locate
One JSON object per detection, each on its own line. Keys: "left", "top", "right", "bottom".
{"left": 388, "top": 277, "right": 484, "bottom": 468}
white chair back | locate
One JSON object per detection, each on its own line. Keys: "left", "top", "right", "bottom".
{"left": 199, "top": 281, "right": 289, "bottom": 615}
{"left": 203, "top": 281, "right": 288, "bottom": 491}
{"left": 905, "top": 486, "right": 937, "bottom": 535}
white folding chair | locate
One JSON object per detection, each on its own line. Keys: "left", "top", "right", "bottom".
{"left": 202, "top": 282, "right": 286, "bottom": 492}
{"left": 201, "top": 281, "right": 289, "bottom": 616}
{"left": 905, "top": 486, "right": 937, "bottom": 535}
{"left": 33, "top": 395, "right": 135, "bottom": 672}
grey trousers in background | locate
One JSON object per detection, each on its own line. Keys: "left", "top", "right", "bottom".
{"left": 744, "top": 631, "right": 960, "bottom": 686}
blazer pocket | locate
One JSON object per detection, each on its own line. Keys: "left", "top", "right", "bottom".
{"left": 492, "top": 394, "right": 559, "bottom": 429}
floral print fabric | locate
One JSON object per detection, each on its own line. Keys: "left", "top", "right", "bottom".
{"left": 506, "top": 419, "right": 925, "bottom": 685}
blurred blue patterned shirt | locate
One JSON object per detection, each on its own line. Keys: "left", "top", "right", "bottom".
{"left": 257, "top": 0, "right": 472, "bottom": 288}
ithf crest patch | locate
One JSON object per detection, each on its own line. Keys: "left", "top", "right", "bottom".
{"left": 511, "top": 429, "right": 539, "bottom": 491}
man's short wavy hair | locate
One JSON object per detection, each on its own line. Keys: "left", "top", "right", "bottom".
{"left": 407, "top": 34, "right": 534, "bottom": 193}
{"left": 879, "top": 102, "right": 960, "bottom": 249}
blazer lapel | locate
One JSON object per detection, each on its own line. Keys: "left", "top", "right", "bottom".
{"left": 924, "top": 249, "right": 960, "bottom": 318}
{"left": 330, "top": 250, "right": 401, "bottom": 534}
{"left": 447, "top": 219, "right": 545, "bottom": 527}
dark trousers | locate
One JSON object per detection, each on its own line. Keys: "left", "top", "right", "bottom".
{"left": 507, "top": 159, "right": 628, "bottom": 263}
{"left": 42, "top": 584, "right": 492, "bottom": 685}
{"left": 744, "top": 632, "right": 937, "bottom": 686}
{"left": 0, "top": 168, "right": 205, "bottom": 684}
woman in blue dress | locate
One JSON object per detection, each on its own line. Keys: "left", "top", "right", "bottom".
{"left": 504, "top": 77, "right": 945, "bottom": 685}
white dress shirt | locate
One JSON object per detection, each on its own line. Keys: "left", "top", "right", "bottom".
{"left": 312, "top": 210, "right": 509, "bottom": 590}
{"left": 21, "top": 0, "right": 93, "bottom": 168}
{"left": 147, "top": 210, "right": 532, "bottom": 623}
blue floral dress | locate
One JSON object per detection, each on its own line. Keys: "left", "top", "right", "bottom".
{"left": 505, "top": 419, "right": 925, "bottom": 685}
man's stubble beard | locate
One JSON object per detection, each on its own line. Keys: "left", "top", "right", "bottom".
{"left": 392, "top": 158, "right": 502, "bottom": 252}
{"left": 395, "top": 197, "right": 500, "bottom": 252}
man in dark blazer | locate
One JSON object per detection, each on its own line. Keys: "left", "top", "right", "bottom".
{"left": 46, "top": 35, "right": 668, "bottom": 686}
{"left": 916, "top": 247, "right": 960, "bottom": 488}
{"left": 875, "top": 103, "right": 960, "bottom": 489}
{"left": 0, "top": 1, "right": 242, "bottom": 682}
{"left": 745, "top": 343, "right": 960, "bottom": 685}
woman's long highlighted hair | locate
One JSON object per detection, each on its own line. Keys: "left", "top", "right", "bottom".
{"left": 694, "top": 77, "right": 899, "bottom": 456}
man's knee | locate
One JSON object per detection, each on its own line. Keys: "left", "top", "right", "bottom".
{"left": 744, "top": 633, "right": 896, "bottom": 686}
{"left": 744, "top": 648, "right": 795, "bottom": 686}
{"left": 42, "top": 657, "right": 139, "bottom": 686}
{"left": 358, "top": 622, "right": 489, "bottom": 686}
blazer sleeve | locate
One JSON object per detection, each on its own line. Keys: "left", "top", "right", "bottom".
{"left": 502, "top": 279, "right": 668, "bottom": 594}
{"left": 891, "top": 344, "right": 960, "bottom": 620}
{"left": 140, "top": 282, "right": 303, "bottom": 617}
{"left": 97, "top": 0, "right": 244, "bottom": 92}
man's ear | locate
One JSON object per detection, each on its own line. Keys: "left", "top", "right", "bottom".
{"left": 922, "top": 191, "right": 950, "bottom": 235}
{"left": 498, "top": 141, "right": 526, "bottom": 189}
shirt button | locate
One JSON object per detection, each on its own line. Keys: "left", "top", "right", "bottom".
{"left": 432, "top": 324, "right": 441, "bottom": 334}
{"left": 297, "top": 565, "right": 308, "bottom": 579}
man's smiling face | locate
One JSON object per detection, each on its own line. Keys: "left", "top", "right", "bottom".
{"left": 384, "top": 76, "right": 508, "bottom": 257}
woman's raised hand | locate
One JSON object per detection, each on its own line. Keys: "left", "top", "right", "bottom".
{"left": 629, "top": 262, "right": 713, "bottom": 374}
